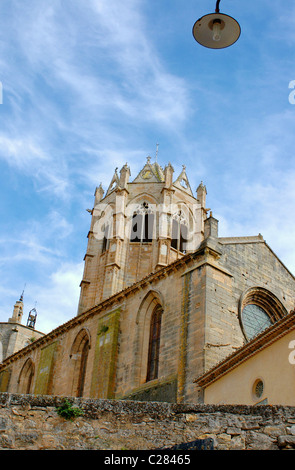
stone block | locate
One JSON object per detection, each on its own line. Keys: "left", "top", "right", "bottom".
{"left": 277, "top": 435, "right": 295, "bottom": 448}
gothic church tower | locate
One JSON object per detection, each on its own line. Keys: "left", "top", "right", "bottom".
{"left": 77, "top": 157, "right": 208, "bottom": 314}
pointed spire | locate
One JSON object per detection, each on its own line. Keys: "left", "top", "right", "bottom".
{"left": 173, "top": 165, "right": 193, "bottom": 196}
{"left": 19, "top": 283, "right": 26, "bottom": 302}
{"left": 155, "top": 143, "right": 159, "bottom": 162}
{"left": 106, "top": 168, "right": 120, "bottom": 196}
{"left": 119, "top": 163, "right": 131, "bottom": 189}
{"left": 196, "top": 181, "right": 207, "bottom": 207}
{"left": 164, "top": 162, "right": 174, "bottom": 188}
{"left": 94, "top": 184, "right": 104, "bottom": 204}
{"left": 9, "top": 291, "right": 24, "bottom": 324}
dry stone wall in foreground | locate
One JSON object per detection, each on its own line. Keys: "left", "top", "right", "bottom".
{"left": 1, "top": 393, "right": 295, "bottom": 450}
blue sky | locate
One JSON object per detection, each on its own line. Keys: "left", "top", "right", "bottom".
{"left": 0, "top": 0, "right": 295, "bottom": 334}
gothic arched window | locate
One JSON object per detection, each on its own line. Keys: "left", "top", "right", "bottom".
{"left": 77, "top": 338, "right": 89, "bottom": 397}
{"left": 102, "top": 224, "right": 110, "bottom": 252}
{"left": 18, "top": 358, "right": 34, "bottom": 394}
{"left": 171, "top": 211, "right": 188, "bottom": 253}
{"left": 146, "top": 305, "right": 162, "bottom": 382}
{"left": 239, "top": 287, "right": 288, "bottom": 342}
{"left": 70, "top": 329, "right": 91, "bottom": 397}
{"left": 241, "top": 304, "right": 272, "bottom": 340}
{"left": 130, "top": 202, "right": 154, "bottom": 243}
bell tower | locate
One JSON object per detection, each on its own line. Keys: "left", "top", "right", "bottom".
{"left": 8, "top": 292, "right": 24, "bottom": 324}
{"left": 77, "top": 157, "right": 208, "bottom": 315}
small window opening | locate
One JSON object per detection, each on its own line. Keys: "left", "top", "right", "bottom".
{"left": 130, "top": 202, "right": 154, "bottom": 243}
{"left": 171, "top": 212, "right": 188, "bottom": 253}
{"left": 102, "top": 225, "right": 110, "bottom": 252}
{"left": 253, "top": 379, "right": 264, "bottom": 399}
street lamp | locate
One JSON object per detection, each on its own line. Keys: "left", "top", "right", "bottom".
{"left": 192, "top": 0, "right": 241, "bottom": 49}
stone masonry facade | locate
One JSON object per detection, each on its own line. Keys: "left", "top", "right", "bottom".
{"left": 1, "top": 229, "right": 294, "bottom": 404}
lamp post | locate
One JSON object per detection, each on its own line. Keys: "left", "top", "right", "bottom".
{"left": 192, "top": 0, "right": 241, "bottom": 49}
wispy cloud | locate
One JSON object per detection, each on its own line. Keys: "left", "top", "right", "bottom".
{"left": 0, "top": 0, "right": 192, "bottom": 199}
{"left": 0, "top": 261, "right": 83, "bottom": 334}
{"left": 27, "top": 261, "right": 84, "bottom": 333}
{"left": 211, "top": 106, "right": 295, "bottom": 274}
{"left": 0, "top": 207, "right": 81, "bottom": 332}
{"left": 0, "top": 210, "right": 74, "bottom": 268}
{"left": 0, "top": 0, "right": 295, "bottom": 333}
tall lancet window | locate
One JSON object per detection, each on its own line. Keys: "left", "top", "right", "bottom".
{"left": 130, "top": 202, "right": 154, "bottom": 243}
{"left": 146, "top": 305, "right": 162, "bottom": 382}
{"left": 18, "top": 358, "right": 34, "bottom": 394}
{"left": 101, "top": 209, "right": 113, "bottom": 253}
{"left": 70, "top": 329, "right": 91, "bottom": 398}
{"left": 171, "top": 210, "right": 188, "bottom": 253}
{"left": 102, "top": 224, "right": 110, "bottom": 252}
{"left": 77, "top": 338, "right": 90, "bottom": 397}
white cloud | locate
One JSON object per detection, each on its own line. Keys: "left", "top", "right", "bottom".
{"left": 0, "top": 135, "right": 48, "bottom": 168}
{"left": 0, "top": 261, "right": 83, "bottom": 334}
{"left": 0, "top": 0, "right": 192, "bottom": 202}
{"left": 3, "top": 0, "right": 190, "bottom": 131}
{"left": 216, "top": 169, "right": 295, "bottom": 275}
{"left": 0, "top": 133, "right": 70, "bottom": 198}
{"left": 0, "top": 210, "right": 75, "bottom": 271}
{"left": 29, "top": 261, "right": 84, "bottom": 333}
{"left": 0, "top": 0, "right": 295, "bottom": 334}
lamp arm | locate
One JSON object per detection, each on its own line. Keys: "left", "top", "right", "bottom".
{"left": 215, "top": 0, "right": 221, "bottom": 13}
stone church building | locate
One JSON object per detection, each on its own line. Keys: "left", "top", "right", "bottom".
{"left": 0, "top": 158, "right": 295, "bottom": 403}
{"left": 0, "top": 294, "right": 44, "bottom": 363}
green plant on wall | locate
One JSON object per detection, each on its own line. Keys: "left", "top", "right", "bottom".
{"left": 99, "top": 325, "right": 109, "bottom": 334}
{"left": 55, "top": 399, "right": 84, "bottom": 420}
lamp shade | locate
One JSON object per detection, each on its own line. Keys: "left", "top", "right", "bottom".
{"left": 193, "top": 12, "right": 241, "bottom": 49}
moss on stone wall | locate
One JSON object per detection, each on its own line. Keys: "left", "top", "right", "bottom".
{"left": 90, "top": 308, "right": 120, "bottom": 399}
{"left": 34, "top": 341, "right": 57, "bottom": 395}
{"left": 0, "top": 369, "right": 11, "bottom": 393}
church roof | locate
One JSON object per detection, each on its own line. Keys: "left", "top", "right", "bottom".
{"left": 173, "top": 165, "right": 193, "bottom": 197}
{"left": 132, "top": 156, "right": 165, "bottom": 183}
{"left": 132, "top": 157, "right": 194, "bottom": 199}
{"left": 105, "top": 168, "right": 120, "bottom": 196}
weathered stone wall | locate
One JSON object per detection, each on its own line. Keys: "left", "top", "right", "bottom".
{"left": 219, "top": 238, "right": 295, "bottom": 319}
{"left": 0, "top": 322, "right": 44, "bottom": 362}
{"left": 202, "top": 237, "right": 295, "bottom": 374}
{"left": 1, "top": 393, "right": 295, "bottom": 450}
